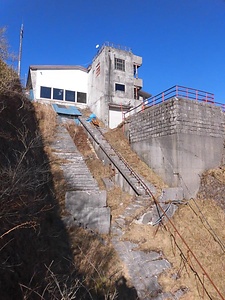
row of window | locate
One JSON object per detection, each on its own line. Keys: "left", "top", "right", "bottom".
{"left": 40, "top": 86, "right": 87, "bottom": 103}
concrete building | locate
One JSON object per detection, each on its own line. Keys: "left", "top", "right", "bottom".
{"left": 88, "top": 43, "right": 150, "bottom": 128}
{"left": 26, "top": 43, "right": 150, "bottom": 128}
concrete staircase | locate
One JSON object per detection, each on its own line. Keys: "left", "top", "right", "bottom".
{"left": 79, "top": 116, "right": 149, "bottom": 196}
{"left": 51, "top": 116, "right": 185, "bottom": 299}
{"left": 51, "top": 119, "right": 110, "bottom": 234}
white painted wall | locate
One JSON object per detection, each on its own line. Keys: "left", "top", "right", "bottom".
{"left": 32, "top": 69, "right": 88, "bottom": 100}
{"left": 109, "top": 108, "right": 124, "bottom": 129}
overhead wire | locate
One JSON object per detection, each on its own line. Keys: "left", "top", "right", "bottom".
{"left": 179, "top": 174, "right": 225, "bottom": 253}
{"left": 187, "top": 199, "right": 225, "bottom": 253}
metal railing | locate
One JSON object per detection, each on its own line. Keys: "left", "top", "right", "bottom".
{"left": 124, "top": 85, "right": 225, "bottom": 118}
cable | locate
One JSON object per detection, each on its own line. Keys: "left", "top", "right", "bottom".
{"left": 187, "top": 200, "right": 225, "bottom": 253}
{"left": 179, "top": 174, "right": 225, "bottom": 253}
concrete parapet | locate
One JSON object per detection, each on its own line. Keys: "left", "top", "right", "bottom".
{"left": 159, "top": 187, "right": 184, "bottom": 203}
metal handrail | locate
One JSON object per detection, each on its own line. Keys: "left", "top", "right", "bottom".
{"left": 124, "top": 85, "right": 225, "bottom": 118}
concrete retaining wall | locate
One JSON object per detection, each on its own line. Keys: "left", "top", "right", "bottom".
{"left": 125, "top": 97, "right": 225, "bottom": 198}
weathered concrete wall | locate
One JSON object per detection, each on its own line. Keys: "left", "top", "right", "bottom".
{"left": 65, "top": 191, "right": 110, "bottom": 234}
{"left": 125, "top": 98, "right": 225, "bottom": 198}
{"left": 88, "top": 46, "right": 143, "bottom": 128}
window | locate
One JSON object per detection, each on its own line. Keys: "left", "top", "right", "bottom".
{"left": 77, "top": 92, "right": 87, "bottom": 103}
{"left": 115, "top": 83, "right": 125, "bottom": 92}
{"left": 114, "top": 58, "right": 125, "bottom": 71}
{"left": 40, "top": 86, "right": 51, "bottom": 99}
{"left": 65, "top": 90, "right": 75, "bottom": 102}
{"left": 53, "top": 88, "right": 64, "bottom": 100}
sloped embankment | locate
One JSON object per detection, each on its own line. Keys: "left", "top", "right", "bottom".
{"left": 0, "top": 94, "right": 74, "bottom": 299}
{"left": 198, "top": 166, "right": 225, "bottom": 211}
{"left": 73, "top": 120, "right": 225, "bottom": 299}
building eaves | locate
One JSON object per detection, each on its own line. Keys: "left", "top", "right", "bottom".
{"left": 29, "top": 65, "right": 88, "bottom": 72}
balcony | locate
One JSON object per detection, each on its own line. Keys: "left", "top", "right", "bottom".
{"left": 134, "top": 78, "right": 143, "bottom": 88}
{"left": 133, "top": 55, "right": 142, "bottom": 67}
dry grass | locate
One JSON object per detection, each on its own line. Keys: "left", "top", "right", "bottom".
{"left": 33, "top": 106, "right": 131, "bottom": 298}
{"left": 0, "top": 28, "right": 20, "bottom": 97}
{"left": 101, "top": 124, "right": 225, "bottom": 299}
{"left": 70, "top": 226, "right": 123, "bottom": 295}
{"left": 107, "top": 186, "right": 134, "bottom": 220}
{"left": 33, "top": 102, "right": 57, "bottom": 144}
{"left": 65, "top": 117, "right": 225, "bottom": 299}
{"left": 34, "top": 103, "right": 67, "bottom": 208}
{"left": 122, "top": 198, "right": 225, "bottom": 299}
{"left": 104, "top": 127, "right": 166, "bottom": 193}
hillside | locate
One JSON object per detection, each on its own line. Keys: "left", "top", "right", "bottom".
{"left": 0, "top": 79, "right": 125, "bottom": 298}
{"left": 67, "top": 117, "right": 225, "bottom": 300}
{"left": 0, "top": 65, "right": 224, "bottom": 299}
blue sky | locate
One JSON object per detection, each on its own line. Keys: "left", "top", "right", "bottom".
{"left": 1, "top": 0, "right": 225, "bottom": 102}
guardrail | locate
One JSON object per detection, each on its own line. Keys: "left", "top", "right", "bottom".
{"left": 124, "top": 85, "right": 224, "bottom": 118}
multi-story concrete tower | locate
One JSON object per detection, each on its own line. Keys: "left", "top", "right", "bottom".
{"left": 88, "top": 43, "right": 150, "bottom": 128}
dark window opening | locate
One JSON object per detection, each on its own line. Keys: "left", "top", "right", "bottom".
{"left": 96, "top": 62, "right": 100, "bottom": 76}
{"left": 114, "top": 58, "right": 125, "bottom": 71}
{"left": 133, "top": 65, "right": 139, "bottom": 78}
{"left": 134, "top": 88, "right": 138, "bottom": 99}
{"left": 65, "top": 90, "right": 75, "bottom": 102}
{"left": 40, "top": 86, "right": 51, "bottom": 99}
{"left": 53, "top": 88, "right": 64, "bottom": 100}
{"left": 115, "top": 83, "right": 125, "bottom": 92}
{"left": 77, "top": 92, "right": 87, "bottom": 103}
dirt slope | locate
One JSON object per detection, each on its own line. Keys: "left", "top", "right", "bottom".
{"left": 67, "top": 118, "right": 225, "bottom": 300}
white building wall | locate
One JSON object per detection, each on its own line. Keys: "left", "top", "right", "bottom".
{"left": 32, "top": 69, "right": 88, "bottom": 101}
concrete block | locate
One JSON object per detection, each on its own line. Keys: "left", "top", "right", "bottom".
{"left": 67, "top": 204, "right": 111, "bottom": 233}
{"left": 82, "top": 207, "right": 111, "bottom": 234}
{"left": 65, "top": 190, "right": 111, "bottom": 234}
{"left": 65, "top": 190, "right": 107, "bottom": 209}
{"left": 159, "top": 187, "right": 184, "bottom": 202}
{"left": 137, "top": 203, "right": 178, "bottom": 226}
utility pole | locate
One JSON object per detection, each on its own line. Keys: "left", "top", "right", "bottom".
{"left": 17, "top": 23, "right": 23, "bottom": 78}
